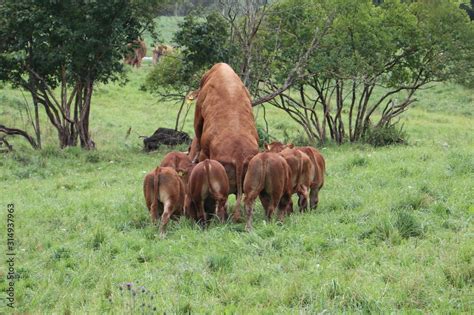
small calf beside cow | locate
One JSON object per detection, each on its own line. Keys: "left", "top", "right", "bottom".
{"left": 142, "top": 63, "right": 326, "bottom": 236}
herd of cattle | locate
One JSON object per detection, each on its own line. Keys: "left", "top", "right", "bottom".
{"left": 124, "top": 39, "right": 173, "bottom": 68}
{"left": 143, "top": 63, "right": 325, "bottom": 236}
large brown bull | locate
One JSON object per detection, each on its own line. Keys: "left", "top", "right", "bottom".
{"left": 124, "top": 39, "right": 147, "bottom": 68}
{"left": 192, "top": 63, "right": 259, "bottom": 221}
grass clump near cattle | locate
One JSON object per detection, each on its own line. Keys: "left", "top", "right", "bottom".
{"left": 0, "top": 63, "right": 473, "bottom": 313}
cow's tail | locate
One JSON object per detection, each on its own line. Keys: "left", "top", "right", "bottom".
{"left": 296, "top": 155, "right": 303, "bottom": 193}
{"left": 233, "top": 158, "right": 244, "bottom": 220}
{"left": 152, "top": 167, "right": 161, "bottom": 217}
{"left": 204, "top": 159, "right": 215, "bottom": 198}
{"left": 256, "top": 157, "right": 266, "bottom": 194}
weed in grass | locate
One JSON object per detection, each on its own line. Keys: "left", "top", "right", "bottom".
{"left": 394, "top": 212, "right": 424, "bottom": 239}
{"left": 345, "top": 155, "right": 369, "bottom": 169}
{"left": 51, "top": 247, "right": 71, "bottom": 261}
{"left": 90, "top": 230, "right": 106, "bottom": 250}
{"left": 206, "top": 255, "right": 233, "bottom": 272}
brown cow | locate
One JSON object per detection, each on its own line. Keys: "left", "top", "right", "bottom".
{"left": 192, "top": 63, "right": 259, "bottom": 222}
{"left": 297, "top": 146, "right": 325, "bottom": 208}
{"left": 160, "top": 151, "right": 194, "bottom": 184}
{"left": 152, "top": 44, "right": 173, "bottom": 65}
{"left": 266, "top": 141, "right": 325, "bottom": 209}
{"left": 124, "top": 39, "right": 147, "bottom": 68}
{"left": 186, "top": 159, "right": 229, "bottom": 225}
{"left": 243, "top": 152, "right": 293, "bottom": 231}
{"left": 143, "top": 166, "right": 185, "bottom": 236}
{"left": 265, "top": 142, "right": 315, "bottom": 212}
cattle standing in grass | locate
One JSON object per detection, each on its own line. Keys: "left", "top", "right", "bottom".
{"left": 243, "top": 152, "right": 293, "bottom": 231}
{"left": 266, "top": 141, "right": 325, "bottom": 209}
{"left": 160, "top": 151, "right": 194, "bottom": 184}
{"left": 152, "top": 44, "right": 173, "bottom": 65}
{"left": 186, "top": 159, "right": 229, "bottom": 225}
{"left": 192, "top": 63, "right": 259, "bottom": 222}
{"left": 265, "top": 142, "right": 315, "bottom": 212}
{"left": 297, "top": 146, "right": 325, "bottom": 208}
{"left": 124, "top": 39, "right": 147, "bottom": 68}
{"left": 143, "top": 167, "right": 185, "bottom": 236}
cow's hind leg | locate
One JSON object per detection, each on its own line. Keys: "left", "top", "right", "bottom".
{"left": 216, "top": 199, "right": 227, "bottom": 223}
{"left": 297, "top": 186, "right": 309, "bottom": 212}
{"left": 244, "top": 194, "right": 258, "bottom": 232}
{"left": 159, "top": 201, "right": 173, "bottom": 237}
{"left": 259, "top": 193, "right": 274, "bottom": 221}
{"left": 198, "top": 199, "right": 207, "bottom": 228}
{"left": 310, "top": 186, "right": 319, "bottom": 209}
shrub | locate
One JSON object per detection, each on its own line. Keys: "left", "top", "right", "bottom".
{"left": 363, "top": 124, "right": 407, "bottom": 147}
{"left": 256, "top": 125, "right": 271, "bottom": 148}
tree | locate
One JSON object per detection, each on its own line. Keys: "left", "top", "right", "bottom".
{"left": 0, "top": 0, "right": 161, "bottom": 149}
{"left": 145, "top": 11, "right": 234, "bottom": 130}
{"left": 257, "top": 0, "right": 474, "bottom": 144}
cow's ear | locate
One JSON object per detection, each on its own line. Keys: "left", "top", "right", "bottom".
{"left": 186, "top": 90, "right": 199, "bottom": 102}
{"left": 264, "top": 143, "right": 270, "bottom": 151}
{"left": 288, "top": 143, "right": 294, "bottom": 149}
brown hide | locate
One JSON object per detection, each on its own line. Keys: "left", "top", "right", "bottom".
{"left": 152, "top": 44, "right": 173, "bottom": 65}
{"left": 296, "top": 146, "right": 325, "bottom": 208}
{"left": 124, "top": 39, "right": 147, "bottom": 68}
{"left": 243, "top": 152, "right": 293, "bottom": 231}
{"left": 265, "top": 142, "right": 315, "bottom": 212}
{"left": 186, "top": 159, "right": 229, "bottom": 224}
{"left": 143, "top": 166, "right": 185, "bottom": 236}
{"left": 192, "top": 63, "right": 259, "bottom": 221}
{"left": 160, "top": 151, "right": 194, "bottom": 184}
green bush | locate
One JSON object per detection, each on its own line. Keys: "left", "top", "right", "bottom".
{"left": 363, "top": 124, "right": 407, "bottom": 147}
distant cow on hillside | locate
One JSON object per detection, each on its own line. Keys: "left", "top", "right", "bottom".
{"left": 152, "top": 44, "right": 173, "bottom": 65}
{"left": 124, "top": 39, "right": 147, "bottom": 68}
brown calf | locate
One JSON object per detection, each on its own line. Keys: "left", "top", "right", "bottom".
{"left": 143, "top": 166, "right": 185, "bottom": 236}
{"left": 297, "top": 146, "right": 325, "bottom": 208}
{"left": 160, "top": 151, "right": 194, "bottom": 183}
{"left": 265, "top": 142, "right": 315, "bottom": 212}
{"left": 243, "top": 152, "right": 293, "bottom": 231}
{"left": 186, "top": 159, "right": 229, "bottom": 225}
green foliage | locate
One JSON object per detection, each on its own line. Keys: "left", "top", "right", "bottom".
{"left": 145, "top": 11, "right": 234, "bottom": 95}
{"left": 363, "top": 124, "right": 407, "bottom": 147}
{"left": 175, "top": 12, "right": 233, "bottom": 71}
{"left": 0, "top": 0, "right": 158, "bottom": 87}
{"left": 256, "top": 125, "right": 271, "bottom": 148}
{"left": 260, "top": 0, "right": 474, "bottom": 143}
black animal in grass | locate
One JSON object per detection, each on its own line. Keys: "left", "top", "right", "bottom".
{"left": 143, "top": 127, "right": 191, "bottom": 151}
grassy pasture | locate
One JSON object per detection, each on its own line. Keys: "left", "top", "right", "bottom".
{"left": 0, "top": 68, "right": 473, "bottom": 312}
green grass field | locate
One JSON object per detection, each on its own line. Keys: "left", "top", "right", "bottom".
{"left": 1, "top": 61, "right": 473, "bottom": 313}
